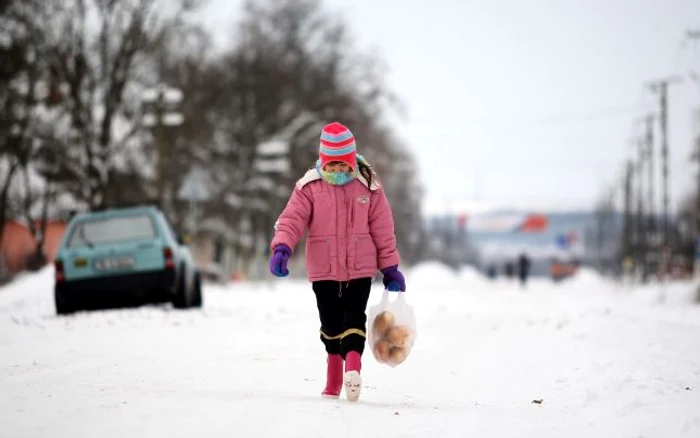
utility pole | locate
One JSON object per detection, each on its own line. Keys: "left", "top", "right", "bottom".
{"left": 648, "top": 77, "right": 682, "bottom": 251}
{"left": 644, "top": 115, "right": 655, "bottom": 232}
{"left": 622, "top": 160, "right": 634, "bottom": 272}
{"left": 696, "top": 126, "right": 700, "bottom": 281}
{"left": 643, "top": 114, "right": 656, "bottom": 277}
{"left": 636, "top": 137, "right": 647, "bottom": 281}
{"left": 693, "top": 108, "right": 700, "bottom": 280}
{"left": 687, "top": 30, "right": 700, "bottom": 281}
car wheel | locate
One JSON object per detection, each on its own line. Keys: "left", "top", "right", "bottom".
{"left": 172, "top": 267, "right": 191, "bottom": 309}
{"left": 192, "top": 273, "right": 202, "bottom": 308}
{"left": 54, "top": 286, "right": 74, "bottom": 315}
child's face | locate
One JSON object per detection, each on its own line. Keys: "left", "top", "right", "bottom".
{"left": 324, "top": 161, "right": 351, "bottom": 173}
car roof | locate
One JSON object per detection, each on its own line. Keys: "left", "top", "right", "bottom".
{"left": 71, "top": 205, "right": 162, "bottom": 222}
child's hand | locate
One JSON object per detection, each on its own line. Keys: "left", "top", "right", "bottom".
{"left": 381, "top": 265, "right": 406, "bottom": 291}
{"left": 269, "top": 244, "right": 291, "bottom": 277}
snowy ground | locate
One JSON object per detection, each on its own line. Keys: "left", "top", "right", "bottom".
{"left": 1, "top": 263, "right": 699, "bottom": 438}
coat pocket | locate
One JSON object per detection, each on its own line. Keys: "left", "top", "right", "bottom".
{"left": 351, "top": 196, "right": 371, "bottom": 232}
{"left": 354, "top": 236, "right": 377, "bottom": 270}
{"left": 306, "top": 237, "right": 332, "bottom": 276}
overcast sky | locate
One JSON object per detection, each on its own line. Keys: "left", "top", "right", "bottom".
{"left": 199, "top": 0, "right": 700, "bottom": 214}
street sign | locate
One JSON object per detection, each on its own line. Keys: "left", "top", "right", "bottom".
{"left": 178, "top": 168, "right": 210, "bottom": 202}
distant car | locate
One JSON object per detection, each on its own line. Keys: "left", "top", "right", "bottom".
{"left": 53, "top": 205, "right": 202, "bottom": 315}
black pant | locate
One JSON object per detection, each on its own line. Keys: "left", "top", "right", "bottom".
{"left": 312, "top": 278, "right": 372, "bottom": 358}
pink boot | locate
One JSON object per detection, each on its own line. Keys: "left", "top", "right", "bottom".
{"left": 344, "top": 351, "right": 362, "bottom": 402}
{"left": 321, "top": 354, "right": 343, "bottom": 399}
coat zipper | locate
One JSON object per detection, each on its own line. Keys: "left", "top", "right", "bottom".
{"left": 350, "top": 195, "right": 355, "bottom": 230}
{"left": 347, "top": 185, "right": 354, "bottom": 230}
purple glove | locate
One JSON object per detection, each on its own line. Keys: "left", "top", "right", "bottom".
{"left": 269, "top": 244, "right": 291, "bottom": 277}
{"left": 381, "top": 265, "right": 406, "bottom": 292}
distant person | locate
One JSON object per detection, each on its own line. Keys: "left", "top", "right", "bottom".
{"left": 486, "top": 264, "right": 497, "bottom": 280}
{"left": 517, "top": 253, "right": 531, "bottom": 288}
{"left": 504, "top": 262, "right": 514, "bottom": 279}
{"left": 268, "top": 122, "right": 405, "bottom": 402}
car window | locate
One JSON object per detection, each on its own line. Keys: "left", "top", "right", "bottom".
{"left": 67, "top": 214, "right": 157, "bottom": 248}
{"left": 162, "top": 216, "right": 179, "bottom": 243}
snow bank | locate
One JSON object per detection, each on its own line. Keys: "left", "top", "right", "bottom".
{"left": 562, "top": 267, "right": 617, "bottom": 294}
{"left": 456, "top": 264, "right": 489, "bottom": 287}
{"left": 0, "top": 265, "right": 54, "bottom": 302}
{"left": 405, "top": 260, "right": 459, "bottom": 290}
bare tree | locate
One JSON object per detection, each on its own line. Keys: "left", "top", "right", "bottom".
{"left": 0, "top": 0, "right": 60, "bottom": 246}
{"left": 0, "top": 0, "right": 207, "bottom": 274}
{"left": 1, "top": 0, "right": 423, "bottom": 278}
{"left": 35, "top": 0, "right": 205, "bottom": 210}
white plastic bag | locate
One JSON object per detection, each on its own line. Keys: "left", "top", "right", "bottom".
{"left": 367, "top": 290, "right": 417, "bottom": 367}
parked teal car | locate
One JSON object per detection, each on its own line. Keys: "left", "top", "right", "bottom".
{"left": 53, "top": 205, "right": 202, "bottom": 314}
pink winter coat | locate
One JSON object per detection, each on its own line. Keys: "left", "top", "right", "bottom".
{"left": 270, "top": 169, "right": 400, "bottom": 282}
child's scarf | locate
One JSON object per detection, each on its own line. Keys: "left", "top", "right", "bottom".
{"left": 315, "top": 154, "right": 369, "bottom": 186}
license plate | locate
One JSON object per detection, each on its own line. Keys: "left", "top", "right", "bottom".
{"left": 74, "top": 258, "right": 87, "bottom": 268}
{"left": 94, "top": 256, "right": 135, "bottom": 271}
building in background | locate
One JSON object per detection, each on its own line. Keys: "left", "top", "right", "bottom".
{"left": 423, "top": 210, "right": 623, "bottom": 277}
{"left": 0, "top": 219, "right": 68, "bottom": 276}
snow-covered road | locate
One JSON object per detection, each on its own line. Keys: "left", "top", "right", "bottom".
{"left": 1, "top": 264, "right": 699, "bottom": 438}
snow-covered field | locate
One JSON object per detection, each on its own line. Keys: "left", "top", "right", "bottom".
{"left": 1, "top": 263, "right": 699, "bottom": 438}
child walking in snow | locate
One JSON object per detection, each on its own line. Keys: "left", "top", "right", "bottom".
{"left": 268, "top": 121, "right": 406, "bottom": 402}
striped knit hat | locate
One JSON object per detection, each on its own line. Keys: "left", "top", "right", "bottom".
{"left": 319, "top": 122, "right": 357, "bottom": 171}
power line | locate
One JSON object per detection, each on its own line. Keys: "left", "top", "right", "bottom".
{"left": 644, "top": 114, "right": 655, "bottom": 243}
